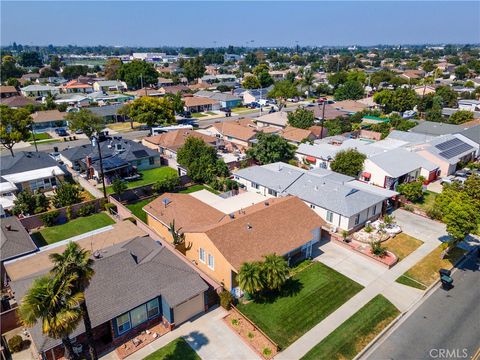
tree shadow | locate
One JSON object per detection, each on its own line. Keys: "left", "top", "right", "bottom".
{"left": 182, "top": 331, "right": 209, "bottom": 352}
{"left": 163, "top": 337, "right": 203, "bottom": 360}
{"left": 253, "top": 278, "right": 303, "bottom": 304}
{"left": 30, "top": 232, "right": 47, "bottom": 247}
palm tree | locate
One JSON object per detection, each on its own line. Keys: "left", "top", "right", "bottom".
{"left": 49, "top": 242, "right": 97, "bottom": 360}
{"left": 237, "top": 262, "right": 263, "bottom": 295}
{"left": 19, "top": 275, "right": 83, "bottom": 360}
{"left": 261, "top": 254, "right": 289, "bottom": 291}
{"left": 302, "top": 69, "right": 315, "bottom": 97}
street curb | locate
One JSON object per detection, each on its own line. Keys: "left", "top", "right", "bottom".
{"left": 355, "top": 248, "right": 477, "bottom": 360}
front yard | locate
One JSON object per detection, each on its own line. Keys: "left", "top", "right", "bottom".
{"left": 410, "top": 190, "right": 437, "bottom": 212}
{"left": 106, "top": 167, "right": 177, "bottom": 194}
{"left": 143, "top": 338, "right": 200, "bottom": 360}
{"left": 383, "top": 233, "right": 423, "bottom": 261}
{"left": 301, "top": 295, "right": 400, "bottom": 360}
{"left": 31, "top": 212, "right": 115, "bottom": 246}
{"left": 236, "top": 262, "right": 363, "bottom": 349}
{"left": 396, "top": 245, "right": 466, "bottom": 290}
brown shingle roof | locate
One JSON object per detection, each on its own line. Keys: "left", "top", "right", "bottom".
{"left": 0, "top": 86, "right": 18, "bottom": 94}
{"left": 282, "top": 126, "right": 313, "bottom": 143}
{"left": 144, "top": 130, "right": 217, "bottom": 151}
{"left": 211, "top": 121, "right": 257, "bottom": 142}
{"left": 183, "top": 96, "right": 219, "bottom": 107}
{"left": 31, "top": 110, "right": 66, "bottom": 123}
{"left": 0, "top": 96, "right": 38, "bottom": 107}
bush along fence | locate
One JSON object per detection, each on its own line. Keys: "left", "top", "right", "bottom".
{"left": 19, "top": 198, "right": 107, "bottom": 231}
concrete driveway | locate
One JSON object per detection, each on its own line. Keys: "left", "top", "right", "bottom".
{"left": 119, "top": 307, "right": 260, "bottom": 360}
{"left": 314, "top": 240, "right": 388, "bottom": 287}
{"left": 393, "top": 209, "right": 447, "bottom": 244}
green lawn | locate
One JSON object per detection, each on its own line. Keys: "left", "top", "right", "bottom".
{"left": 412, "top": 190, "right": 437, "bottom": 211}
{"left": 205, "top": 111, "right": 217, "bottom": 115}
{"left": 28, "top": 132, "right": 51, "bottom": 141}
{"left": 383, "top": 233, "right": 423, "bottom": 261}
{"left": 301, "top": 295, "right": 400, "bottom": 360}
{"left": 192, "top": 113, "right": 207, "bottom": 118}
{"left": 179, "top": 184, "right": 219, "bottom": 194}
{"left": 237, "top": 262, "right": 363, "bottom": 349}
{"left": 143, "top": 338, "right": 199, "bottom": 360}
{"left": 31, "top": 213, "right": 115, "bottom": 245}
{"left": 126, "top": 197, "right": 156, "bottom": 223}
{"left": 106, "top": 167, "right": 177, "bottom": 194}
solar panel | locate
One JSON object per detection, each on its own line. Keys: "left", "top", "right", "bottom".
{"left": 435, "top": 138, "right": 463, "bottom": 151}
{"left": 438, "top": 143, "right": 473, "bottom": 159}
{"left": 132, "top": 150, "right": 149, "bottom": 158}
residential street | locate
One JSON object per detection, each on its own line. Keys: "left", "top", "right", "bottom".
{"left": 362, "top": 254, "right": 480, "bottom": 360}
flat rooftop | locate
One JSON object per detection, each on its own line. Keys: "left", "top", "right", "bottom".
{"left": 190, "top": 190, "right": 271, "bottom": 214}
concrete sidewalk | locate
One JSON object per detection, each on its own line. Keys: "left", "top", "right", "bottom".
{"left": 276, "top": 210, "right": 442, "bottom": 360}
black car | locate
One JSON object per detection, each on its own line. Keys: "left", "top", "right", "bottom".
{"left": 55, "top": 128, "right": 69, "bottom": 137}
{"left": 182, "top": 111, "right": 192, "bottom": 118}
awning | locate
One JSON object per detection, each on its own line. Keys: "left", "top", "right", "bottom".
{"left": 305, "top": 156, "right": 317, "bottom": 163}
{"left": 362, "top": 172, "right": 371, "bottom": 179}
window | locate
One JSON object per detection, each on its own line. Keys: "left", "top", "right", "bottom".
{"left": 251, "top": 182, "right": 259, "bottom": 189}
{"left": 354, "top": 214, "right": 360, "bottom": 225}
{"left": 326, "top": 211, "right": 333, "bottom": 222}
{"left": 199, "top": 248, "right": 206, "bottom": 263}
{"left": 310, "top": 204, "right": 316, "bottom": 209}
{"left": 146, "top": 298, "right": 160, "bottom": 319}
{"left": 116, "top": 313, "right": 131, "bottom": 335}
{"left": 149, "top": 157, "right": 155, "bottom": 165}
{"left": 50, "top": 177, "right": 57, "bottom": 186}
{"left": 268, "top": 189, "right": 277, "bottom": 196}
{"left": 130, "top": 304, "right": 148, "bottom": 327}
{"left": 208, "top": 254, "right": 215, "bottom": 270}
{"left": 372, "top": 205, "right": 377, "bottom": 215}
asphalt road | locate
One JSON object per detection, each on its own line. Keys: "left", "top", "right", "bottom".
{"left": 364, "top": 253, "right": 480, "bottom": 360}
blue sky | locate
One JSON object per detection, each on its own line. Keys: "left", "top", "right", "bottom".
{"left": 1, "top": 1, "right": 479, "bottom": 47}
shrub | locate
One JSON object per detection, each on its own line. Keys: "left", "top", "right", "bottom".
{"left": 111, "top": 178, "right": 128, "bottom": 196}
{"left": 76, "top": 204, "right": 96, "bottom": 217}
{"left": 263, "top": 347, "right": 272, "bottom": 356}
{"left": 426, "top": 205, "right": 443, "bottom": 220}
{"left": 219, "top": 290, "right": 233, "bottom": 310}
{"left": 403, "top": 204, "right": 414, "bottom": 212}
{"left": 40, "top": 210, "right": 60, "bottom": 227}
{"left": 52, "top": 183, "right": 82, "bottom": 208}
{"left": 342, "top": 230, "right": 349, "bottom": 241}
{"left": 231, "top": 318, "right": 239, "bottom": 326}
{"left": 364, "top": 224, "right": 373, "bottom": 233}
{"left": 371, "top": 241, "right": 387, "bottom": 257}
{"left": 247, "top": 332, "right": 254, "bottom": 339}
{"left": 66, "top": 206, "right": 73, "bottom": 220}
{"left": 397, "top": 181, "right": 423, "bottom": 202}
{"left": 104, "top": 202, "right": 117, "bottom": 213}
{"left": 8, "top": 335, "right": 23, "bottom": 353}
{"left": 383, "top": 214, "right": 395, "bottom": 225}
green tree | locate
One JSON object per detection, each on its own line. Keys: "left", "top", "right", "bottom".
{"left": 18, "top": 275, "right": 84, "bottom": 360}
{"left": 164, "top": 92, "right": 185, "bottom": 114}
{"left": 247, "top": 133, "right": 294, "bottom": 165}
{"left": 327, "top": 71, "right": 348, "bottom": 89}
{"left": 422, "top": 60, "right": 436, "bottom": 73}
{"left": 425, "top": 95, "right": 443, "bottom": 122}
{"left": 301, "top": 69, "right": 315, "bottom": 96}
{"left": 373, "top": 88, "right": 418, "bottom": 113}
{"left": 182, "top": 57, "right": 206, "bottom": 83}
{"left": 49, "top": 242, "right": 98, "bottom": 360}
{"left": 449, "top": 110, "right": 474, "bottom": 125}
{"left": 261, "top": 254, "right": 289, "bottom": 291}
{"left": 0, "top": 105, "right": 33, "bottom": 157}
{"left": 435, "top": 86, "right": 458, "bottom": 108}
{"left": 39, "top": 67, "right": 57, "bottom": 78}
{"left": 454, "top": 65, "right": 469, "bottom": 80}
{"left": 244, "top": 53, "right": 259, "bottom": 67}
{"left": 52, "top": 183, "right": 82, "bottom": 208}
{"left": 322, "top": 116, "right": 352, "bottom": 136}
{"left": 443, "top": 201, "right": 478, "bottom": 252}
{"left": 242, "top": 75, "right": 260, "bottom": 89}
{"left": 238, "top": 262, "right": 263, "bottom": 295}
{"left": 330, "top": 149, "right": 366, "bottom": 177}
{"left": 120, "top": 97, "right": 175, "bottom": 127}
{"left": 111, "top": 178, "right": 127, "bottom": 198}
{"left": 397, "top": 180, "right": 424, "bottom": 202}
{"left": 253, "top": 63, "right": 273, "bottom": 88}
{"left": 152, "top": 173, "right": 180, "bottom": 193}
{"left": 65, "top": 109, "right": 104, "bottom": 138}
{"left": 268, "top": 80, "right": 299, "bottom": 103}
{"left": 12, "top": 190, "right": 49, "bottom": 216}
{"left": 6, "top": 78, "right": 20, "bottom": 87}
{"left": 104, "top": 58, "right": 123, "bottom": 80}
{"left": 287, "top": 108, "right": 315, "bottom": 129}
{"left": 334, "top": 80, "right": 364, "bottom": 100}
{"left": 117, "top": 60, "right": 158, "bottom": 89}
{"left": 62, "top": 65, "right": 89, "bottom": 80}
{"left": 1, "top": 55, "right": 25, "bottom": 79}
{"left": 18, "top": 51, "right": 43, "bottom": 67}
{"left": 49, "top": 55, "right": 62, "bottom": 71}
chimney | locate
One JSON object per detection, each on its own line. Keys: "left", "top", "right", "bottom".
{"left": 5, "top": 225, "right": 12, "bottom": 231}
{"left": 246, "top": 223, "right": 252, "bottom": 230}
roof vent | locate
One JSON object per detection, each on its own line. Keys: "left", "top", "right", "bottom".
{"left": 314, "top": 185, "right": 319, "bottom": 191}
{"left": 93, "top": 251, "right": 102, "bottom": 259}
{"left": 264, "top": 201, "right": 269, "bottom": 206}
{"left": 229, "top": 213, "right": 235, "bottom": 219}
{"left": 247, "top": 223, "right": 253, "bottom": 230}
{"left": 162, "top": 198, "right": 171, "bottom": 208}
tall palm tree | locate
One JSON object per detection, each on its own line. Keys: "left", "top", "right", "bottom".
{"left": 237, "top": 262, "right": 263, "bottom": 295}
{"left": 302, "top": 69, "right": 315, "bottom": 97}
{"left": 49, "top": 242, "right": 97, "bottom": 360}
{"left": 19, "top": 275, "right": 83, "bottom": 360}
{"left": 261, "top": 254, "right": 289, "bottom": 291}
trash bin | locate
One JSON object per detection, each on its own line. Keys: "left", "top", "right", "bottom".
{"left": 441, "top": 275, "right": 453, "bottom": 290}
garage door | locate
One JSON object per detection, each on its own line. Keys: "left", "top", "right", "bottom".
{"left": 173, "top": 293, "right": 204, "bottom": 325}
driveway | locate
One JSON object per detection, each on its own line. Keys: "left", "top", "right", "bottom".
{"left": 314, "top": 240, "right": 387, "bottom": 287}
{"left": 119, "top": 307, "right": 260, "bottom": 360}
{"left": 393, "top": 209, "right": 447, "bottom": 244}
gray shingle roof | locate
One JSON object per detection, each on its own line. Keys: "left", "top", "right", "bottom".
{"left": 0, "top": 217, "right": 37, "bottom": 261}
{"left": 387, "top": 130, "right": 436, "bottom": 144}
{"left": 10, "top": 236, "right": 208, "bottom": 352}
{"left": 368, "top": 148, "right": 438, "bottom": 177}
{"left": 85, "top": 104, "right": 123, "bottom": 117}
{"left": 1, "top": 152, "right": 59, "bottom": 176}
{"left": 457, "top": 125, "right": 480, "bottom": 144}
{"left": 235, "top": 163, "right": 304, "bottom": 192}
{"left": 410, "top": 121, "right": 463, "bottom": 136}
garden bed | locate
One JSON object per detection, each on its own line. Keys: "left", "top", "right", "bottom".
{"left": 225, "top": 308, "right": 278, "bottom": 359}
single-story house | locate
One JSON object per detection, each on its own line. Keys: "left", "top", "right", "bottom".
{"left": 54, "top": 93, "right": 92, "bottom": 107}
{"left": 458, "top": 99, "right": 480, "bottom": 112}
{"left": 158, "top": 77, "right": 174, "bottom": 87}
{"left": 400, "top": 70, "right": 425, "bottom": 81}
{"left": 454, "top": 125, "right": 480, "bottom": 158}
{"left": 0, "top": 96, "right": 39, "bottom": 108}
{"left": 59, "top": 139, "right": 160, "bottom": 183}
{"left": 59, "top": 79, "right": 94, "bottom": 94}
{"left": 85, "top": 104, "right": 128, "bottom": 123}
{"left": 144, "top": 193, "right": 325, "bottom": 295}
{"left": 203, "top": 120, "right": 257, "bottom": 148}
{"left": 409, "top": 121, "right": 464, "bottom": 137}
{"left": 0, "top": 86, "right": 19, "bottom": 98}
{"left": 93, "top": 80, "right": 127, "bottom": 92}
{"left": 20, "top": 85, "right": 59, "bottom": 98}
{"left": 194, "top": 91, "right": 242, "bottom": 109}
{"left": 255, "top": 111, "right": 289, "bottom": 129}
{"left": 241, "top": 86, "right": 273, "bottom": 105}
{"left": 7, "top": 235, "right": 209, "bottom": 360}
{"left": 233, "top": 162, "right": 391, "bottom": 231}
{"left": 0, "top": 151, "right": 65, "bottom": 211}
{"left": 312, "top": 104, "right": 350, "bottom": 120}
{"left": 281, "top": 126, "right": 316, "bottom": 145}
{"left": 31, "top": 110, "right": 68, "bottom": 132}
{"left": 183, "top": 96, "right": 220, "bottom": 113}
{"left": 330, "top": 100, "right": 369, "bottom": 114}
{"left": 161, "top": 85, "right": 190, "bottom": 95}
{"left": 412, "top": 135, "right": 476, "bottom": 176}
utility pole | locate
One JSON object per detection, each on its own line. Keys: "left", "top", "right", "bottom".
{"left": 320, "top": 101, "right": 326, "bottom": 140}
{"left": 92, "top": 136, "right": 107, "bottom": 199}
{"left": 31, "top": 123, "right": 38, "bottom": 152}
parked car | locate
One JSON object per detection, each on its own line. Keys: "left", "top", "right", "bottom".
{"left": 286, "top": 98, "right": 298, "bottom": 103}
{"left": 248, "top": 102, "right": 261, "bottom": 109}
{"left": 55, "top": 128, "right": 69, "bottom": 137}
{"left": 440, "top": 176, "right": 467, "bottom": 185}
{"left": 74, "top": 129, "right": 84, "bottom": 134}
{"left": 181, "top": 111, "right": 192, "bottom": 118}
{"left": 454, "top": 170, "right": 468, "bottom": 177}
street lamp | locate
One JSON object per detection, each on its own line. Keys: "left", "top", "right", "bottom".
{"left": 91, "top": 135, "right": 107, "bottom": 199}
{"left": 30, "top": 122, "right": 38, "bottom": 152}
